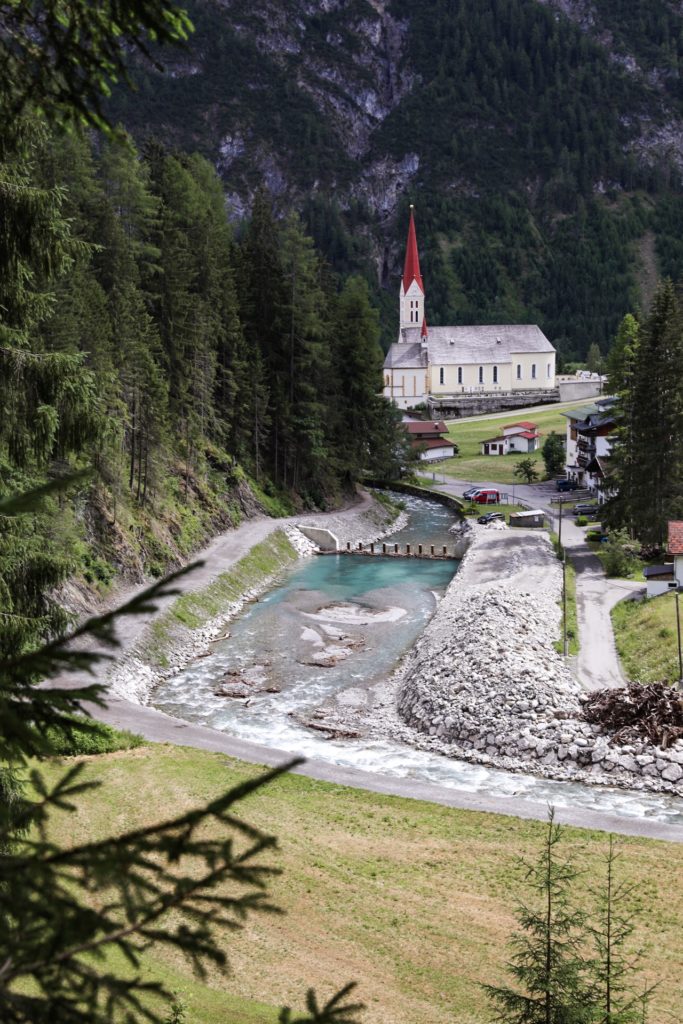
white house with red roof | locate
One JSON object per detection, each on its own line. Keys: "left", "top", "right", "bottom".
{"left": 383, "top": 208, "right": 556, "bottom": 410}
{"left": 479, "top": 421, "right": 541, "bottom": 456}
{"left": 668, "top": 521, "right": 683, "bottom": 587}
{"left": 404, "top": 419, "right": 456, "bottom": 461}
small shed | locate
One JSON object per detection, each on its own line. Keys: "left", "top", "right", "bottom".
{"left": 509, "top": 509, "right": 546, "bottom": 529}
{"left": 644, "top": 564, "right": 675, "bottom": 599}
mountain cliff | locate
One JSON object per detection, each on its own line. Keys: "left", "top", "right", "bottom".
{"left": 111, "top": 0, "right": 683, "bottom": 357}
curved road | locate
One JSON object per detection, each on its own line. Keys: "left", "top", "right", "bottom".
{"left": 53, "top": 488, "right": 683, "bottom": 845}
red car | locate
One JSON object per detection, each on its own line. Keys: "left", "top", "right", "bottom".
{"left": 473, "top": 489, "right": 500, "bottom": 504}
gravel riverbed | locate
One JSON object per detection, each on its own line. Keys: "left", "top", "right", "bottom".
{"left": 326, "top": 524, "right": 683, "bottom": 797}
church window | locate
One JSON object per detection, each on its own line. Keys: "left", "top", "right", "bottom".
{"left": 493, "top": 365, "right": 498, "bottom": 384}
{"left": 457, "top": 367, "right": 463, "bottom": 385}
{"left": 547, "top": 362, "right": 551, "bottom": 378}
{"left": 478, "top": 366, "right": 483, "bottom": 384}
{"left": 439, "top": 367, "right": 444, "bottom": 385}
{"left": 531, "top": 363, "right": 537, "bottom": 379}
{"left": 516, "top": 364, "right": 521, "bottom": 379}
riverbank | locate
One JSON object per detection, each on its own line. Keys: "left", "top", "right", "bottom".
{"left": 106, "top": 491, "right": 408, "bottom": 705}
{"left": 330, "top": 526, "right": 683, "bottom": 797}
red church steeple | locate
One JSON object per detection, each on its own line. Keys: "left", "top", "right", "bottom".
{"left": 402, "top": 205, "right": 424, "bottom": 294}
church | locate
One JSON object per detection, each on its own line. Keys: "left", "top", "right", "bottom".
{"left": 383, "top": 209, "right": 557, "bottom": 412}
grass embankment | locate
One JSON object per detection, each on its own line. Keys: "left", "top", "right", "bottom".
{"left": 147, "top": 530, "right": 298, "bottom": 667}
{"left": 37, "top": 746, "right": 683, "bottom": 1024}
{"left": 612, "top": 593, "right": 682, "bottom": 684}
{"left": 550, "top": 532, "right": 579, "bottom": 656}
{"left": 439, "top": 401, "right": 587, "bottom": 484}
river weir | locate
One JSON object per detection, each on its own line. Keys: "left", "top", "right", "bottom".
{"left": 148, "top": 492, "right": 683, "bottom": 830}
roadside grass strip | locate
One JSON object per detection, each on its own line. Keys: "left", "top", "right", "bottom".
{"left": 35, "top": 745, "right": 683, "bottom": 1024}
{"left": 612, "top": 592, "right": 682, "bottom": 685}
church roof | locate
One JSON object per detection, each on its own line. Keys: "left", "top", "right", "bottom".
{"left": 398, "top": 324, "right": 553, "bottom": 362}
{"left": 384, "top": 342, "right": 427, "bottom": 369}
{"left": 403, "top": 208, "right": 424, "bottom": 294}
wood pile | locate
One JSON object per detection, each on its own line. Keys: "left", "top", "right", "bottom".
{"left": 583, "top": 682, "right": 683, "bottom": 749}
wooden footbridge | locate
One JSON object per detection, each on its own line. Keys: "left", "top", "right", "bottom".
{"left": 319, "top": 541, "right": 459, "bottom": 561}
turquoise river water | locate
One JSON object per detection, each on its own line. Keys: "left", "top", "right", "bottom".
{"left": 153, "top": 493, "right": 683, "bottom": 827}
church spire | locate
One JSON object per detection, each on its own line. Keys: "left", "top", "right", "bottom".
{"left": 399, "top": 205, "right": 425, "bottom": 332}
{"left": 403, "top": 205, "right": 424, "bottom": 293}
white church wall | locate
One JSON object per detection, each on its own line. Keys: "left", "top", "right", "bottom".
{"left": 400, "top": 279, "right": 424, "bottom": 330}
{"left": 429, "top": 361, "right": 512, "bottom": 393}
{"left": 511, "top": 352, "right": 555, "bottom": 391}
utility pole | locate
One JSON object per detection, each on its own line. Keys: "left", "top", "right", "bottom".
{"left": 676, "top": 588, "right": 683, "bottom": 690}
{"left": 558, "top": 499, "right": 564, "bottom": 547}
{"left": 563, "top": 547, "right": 568, "bottom": 658}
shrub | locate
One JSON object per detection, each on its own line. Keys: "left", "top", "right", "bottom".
{"left": 46, "top": 716, "right": 144, "bottom": 756}
{"left": 576, "top": 515, "right": 589, "bottom": 526}
{"left": 601, "top": 529, "right": 639, "bottom": 577}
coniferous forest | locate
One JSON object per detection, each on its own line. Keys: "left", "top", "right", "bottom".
{"left": 1, "top": 119, "right": 405, "bottom": 658}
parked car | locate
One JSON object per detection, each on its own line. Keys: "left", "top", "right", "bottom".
{"left": 477, "top": 512, "right": 504, "bottom": 524}
{"left": 473, "top": 488, "right": 501, "bottom": 504}
{"left": 555, "top": 478, "right": 578, "bottom": 492}
{"left": 573, "top": 503, "right": 599, "bottom": 517}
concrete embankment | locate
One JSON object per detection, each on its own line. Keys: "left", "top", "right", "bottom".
{"left": 372, "top": 526, "right": 683, "bottom": 797}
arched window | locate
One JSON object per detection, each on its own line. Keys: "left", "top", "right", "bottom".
{"left": 493, "top": 365, "right": 498, "bottom": 384}
{"left": 547, "top": 362, "right": 551, "bottom": 378}
{"left": 457, "top": 367, "right": 463, "bottom": 384}
{"left": 478, "top": 366, "right": 484, "bottom": 384}
{"left": 439, "top": 367, "right": 444, "bottom": 385}
{"left": 531, "top": 363, "right": 537, "bottom": 379}
{"left": 516, "top": 364, "right": 522, "bottom": 380}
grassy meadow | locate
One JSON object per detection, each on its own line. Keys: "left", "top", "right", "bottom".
{"left": 438, "top": 401, "right": 588, "bottom": 484}
{"left": 612, "top": 592, "right": 682, "bottom": 684}
{"left": 35, "top": 745, "right": 683, "bottom": 1024}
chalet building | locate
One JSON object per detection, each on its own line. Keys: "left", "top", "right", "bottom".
{"left": 383, "top": 208, "right": 557, "bottom": 411}
{"left": 561, "top": 397, "right": 617, "bottom": 499}
{"left": 480, "top": 421, "right": 541, "bottom": 456}
{"left": 644, "top": 521, "right": 683, "bottom": 598}
{"left": 668, "top": 521, "right": 683, "bottom": 587}
{"left": 404, "top": 419, "right": 456, "bottom": 461}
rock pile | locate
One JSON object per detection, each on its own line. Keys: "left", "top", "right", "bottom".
{"left": 395, "top": 528, "right": 683, "bottom": 795}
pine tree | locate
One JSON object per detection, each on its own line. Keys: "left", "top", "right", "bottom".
{"left": 605, "top": 314, "right": 639, "bottom": 536}
{"left": 626, "top": 281, "right": 683, "bottom": 544}
{"left": 587, "top": 837, "right": 654, "bottom": 1024}
{"left": 486, "top": 811, "right": 593, "bottom": 1024}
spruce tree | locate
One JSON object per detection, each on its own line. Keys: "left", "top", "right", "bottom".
{"left": 486, "top": 811, "right": 593, "bottom": 1024}
{"left": 586, "top": 837, "right": 654, "bottom": 1024}
{"left": 627, "top": 281, "right": 683, "bottom": 544}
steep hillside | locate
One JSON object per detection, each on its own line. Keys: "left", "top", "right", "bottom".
{"left": 111, "top": 0, "right": 683, "bottom": 357}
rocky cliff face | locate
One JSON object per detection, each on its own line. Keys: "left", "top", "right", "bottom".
{"left": 113, "top": 0, "right": 683, "bottom": 355}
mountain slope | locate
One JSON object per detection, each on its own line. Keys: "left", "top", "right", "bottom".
{"left": 111, "top": 0, "right": 683, "bottom": 358}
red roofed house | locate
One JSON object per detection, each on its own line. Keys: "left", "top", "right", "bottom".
{"left": 480, "top": 421, "right": 542, "bottom": 456}
{"left": 404, "top": 420, "right": 457, "bottom": 462}
{"left": 668, "top": 521, "right": 683, "bottom": 587}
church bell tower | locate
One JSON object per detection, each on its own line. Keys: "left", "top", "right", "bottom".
{"left": 399, "top": 205, "right": 425, "bottom": 332}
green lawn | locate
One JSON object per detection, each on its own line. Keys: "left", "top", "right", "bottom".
{"left": 440, "top": 401, "right": 587, "bottom": 484}
{"left": 612, "top": 592, "right": 682, "bottom": 684}
{"left": 34, "top": 745, "right": 683, "bottom": 1024}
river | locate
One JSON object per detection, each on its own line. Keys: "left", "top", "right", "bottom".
{"left": 152, "top": 493, "right": 683, "bottom": 827}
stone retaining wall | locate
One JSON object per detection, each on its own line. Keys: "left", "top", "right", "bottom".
{"left": 393, "top": 526, "right": 683, "bottom": 796}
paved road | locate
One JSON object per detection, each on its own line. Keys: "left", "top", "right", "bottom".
{"left": 433, "top": 476, "right": 643, "bottom": 690}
